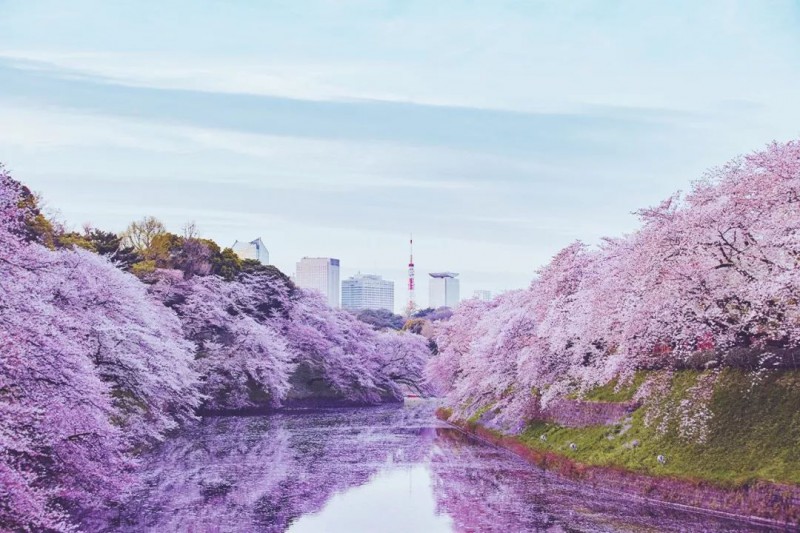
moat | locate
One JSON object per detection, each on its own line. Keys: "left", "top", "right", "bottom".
{"left": 113, "top": 401, "right": 775, "bottom": 532}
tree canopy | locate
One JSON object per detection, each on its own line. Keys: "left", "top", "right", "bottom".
{"left": 427, "top": 140, "right": 800, "bottom": 428}
{"left": 0, "top": 167, "right": 431, "bottom": 531}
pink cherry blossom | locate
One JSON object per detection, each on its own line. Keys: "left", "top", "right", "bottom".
{"left": 427, "top": 140, "right": 800, "bottom": 430}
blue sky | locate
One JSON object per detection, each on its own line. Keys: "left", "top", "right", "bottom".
{"left": 1, "top": 0, "right": 799, "bottom": 311}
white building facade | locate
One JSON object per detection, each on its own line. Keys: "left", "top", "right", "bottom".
{"left": 341, "top": 274, "right": 394, "bottom": 312}
{"left": 295, "top": 257, "right": 340, "bottom": 308}
{"left": 473, "top": 289, "right": 492, "bottom": 301}
{"left": 429, "top": 272, "right": 460, "bottom": 308}
{"left": 231, "top": 237, "right": 270, "bottom": 265}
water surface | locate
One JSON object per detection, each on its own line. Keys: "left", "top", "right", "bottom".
{"left": 115, "top": 401, "right": 776, "bottom": 532}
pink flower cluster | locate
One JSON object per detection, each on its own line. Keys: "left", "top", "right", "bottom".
{"left": 0, "top": 166, "right": 430, "bottom": 531}
{"left": 427, "top": 140, "right": 800, "bottom": 425}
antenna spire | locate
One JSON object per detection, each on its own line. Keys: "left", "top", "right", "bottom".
{"left": 406, "top": 234, "right": 416, "bottom": 316}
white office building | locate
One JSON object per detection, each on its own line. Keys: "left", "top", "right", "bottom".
{"left": 295, "top": 257, "right": 340, "bottom": 308}
{"left": 473, "top": 289, "right": 492, "bottom": 301}
{"left": 342, "top": 274, "right": 394, "bottom": 312}
{"left": 429, "top": 272, "right": 460, "bottom": 308}
{"left": 231, "top": 237, "right": 270, "bottom": 265}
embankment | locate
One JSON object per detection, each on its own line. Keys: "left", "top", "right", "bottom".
{"left": 436, "top": 369, "right": 800, "bottom": 527}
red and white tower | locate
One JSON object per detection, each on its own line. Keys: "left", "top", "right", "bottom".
{"left": 406, "top": 234, "right": 417, "bottom": 315}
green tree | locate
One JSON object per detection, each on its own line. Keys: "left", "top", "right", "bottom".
{"left": 121, "top": 216, "right": 167, "bottom": 255}
{"left": 83, "top": 228, "right": 141, "bottom": 270}
{"left": 211, "top": 248, "right": 242, "bottom": 281}
{"left": 16, "top": 186, "right": 57, "bottom": 247}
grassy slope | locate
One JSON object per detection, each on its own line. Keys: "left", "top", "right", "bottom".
{"left": 516, "top": 369, "right": 800, "bottom": 487}
{"left": 564, "top": 371, "right": 648, "bottom": 402}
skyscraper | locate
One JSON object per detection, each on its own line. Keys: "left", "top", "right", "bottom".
{"left": 342, "top": 274, "right": 394, "bottom": 312}
{"left": 429, "top": 272, "right": 460, "bottom": 308}
{"left": 231, "top": 237, "right": 269, "bottom": 265}
{"left": 295, "top": 257, "right": 340, "bottom": 308}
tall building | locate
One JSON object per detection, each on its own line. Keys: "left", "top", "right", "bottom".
{"left": 231, "top": 237, "right": 269, "bottom": 265}
{"left": 295, "top": 257, "right": 340, "bottom": 308}
{"left": 429, "top": 272, "right": 460, "bottom": 308}
{"left": 342, "top": 274, "right": 394, "bottom": 312}
{"left": 473, "top": 289, "right": 492, "bottom": 301}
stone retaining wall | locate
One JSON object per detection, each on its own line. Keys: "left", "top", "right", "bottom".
{"left": 538, "top": 399, "right": 639, "bottom": 427}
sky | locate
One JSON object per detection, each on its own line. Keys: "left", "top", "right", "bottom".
{"left": 1, "top": 1, "right": 799, "bottom": 312}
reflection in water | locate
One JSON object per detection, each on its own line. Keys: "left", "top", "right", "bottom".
{"left": 115, "top": 401, "right": 774, "bottom": 532}
{"left": 287, "top": 465, "right": 452, "bottom": 533}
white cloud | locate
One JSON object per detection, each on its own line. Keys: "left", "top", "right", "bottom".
{"left": 1, "top": 0, "right": 799, "bottom": 308}
{"left": 1, "top": 0, "right": 799, "bottom": 114}
{"left": 0, "top": 103, "right": 487, "bottom": 192}
{"left": 0, "top": 103, "right": 188, "bottom": 151}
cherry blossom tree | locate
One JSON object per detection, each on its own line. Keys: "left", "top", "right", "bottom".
{"left": 150, "top": 271, "right": 295, "bottom": 412}
{"left": 149, "top": 267, "right": 432, "bottom": 412}
{"left": 427, "top": 140, "right": 800, "bottom": 429}
{"left": 283, "top": 289, "right": 431, "bottom": 404}
{"left": 0, "top": 162, "right": 433, "bottom": 529}
{"left": 1, "top": 168, "right": 200, "bottom": 531}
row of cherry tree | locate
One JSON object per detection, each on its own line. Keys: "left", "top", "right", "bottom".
{"left": 0, "top": 167, "right": 429, "bottom": 531}
{"left": 426, "top": 140, "right": 800, "bottom": 425}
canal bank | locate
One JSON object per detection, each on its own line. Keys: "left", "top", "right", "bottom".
{"left": 435, "top": 370, "right": 800, "bottom": 528}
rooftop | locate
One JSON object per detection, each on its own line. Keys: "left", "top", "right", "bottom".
{"left": 429, "top": 272, "right": 459, "bottom": 278}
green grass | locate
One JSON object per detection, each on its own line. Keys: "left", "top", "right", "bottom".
{"left": 518, "top": 369, "right": 800, "bottom": 487}
{"left": 571, "top": 371, "right": 647, "bottom": 402}
{"left": 467, "top": 403, "right": 493, "bottom": 423}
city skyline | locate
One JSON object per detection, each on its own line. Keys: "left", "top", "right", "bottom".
{"left": 231, "top": 234, "right": 479, "bottom": 312}
{"left": 1, "top": 1, "right": 799, "bottom": 311}
{"left": 290, "top": 246, "right": 466, "bottom": 312}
